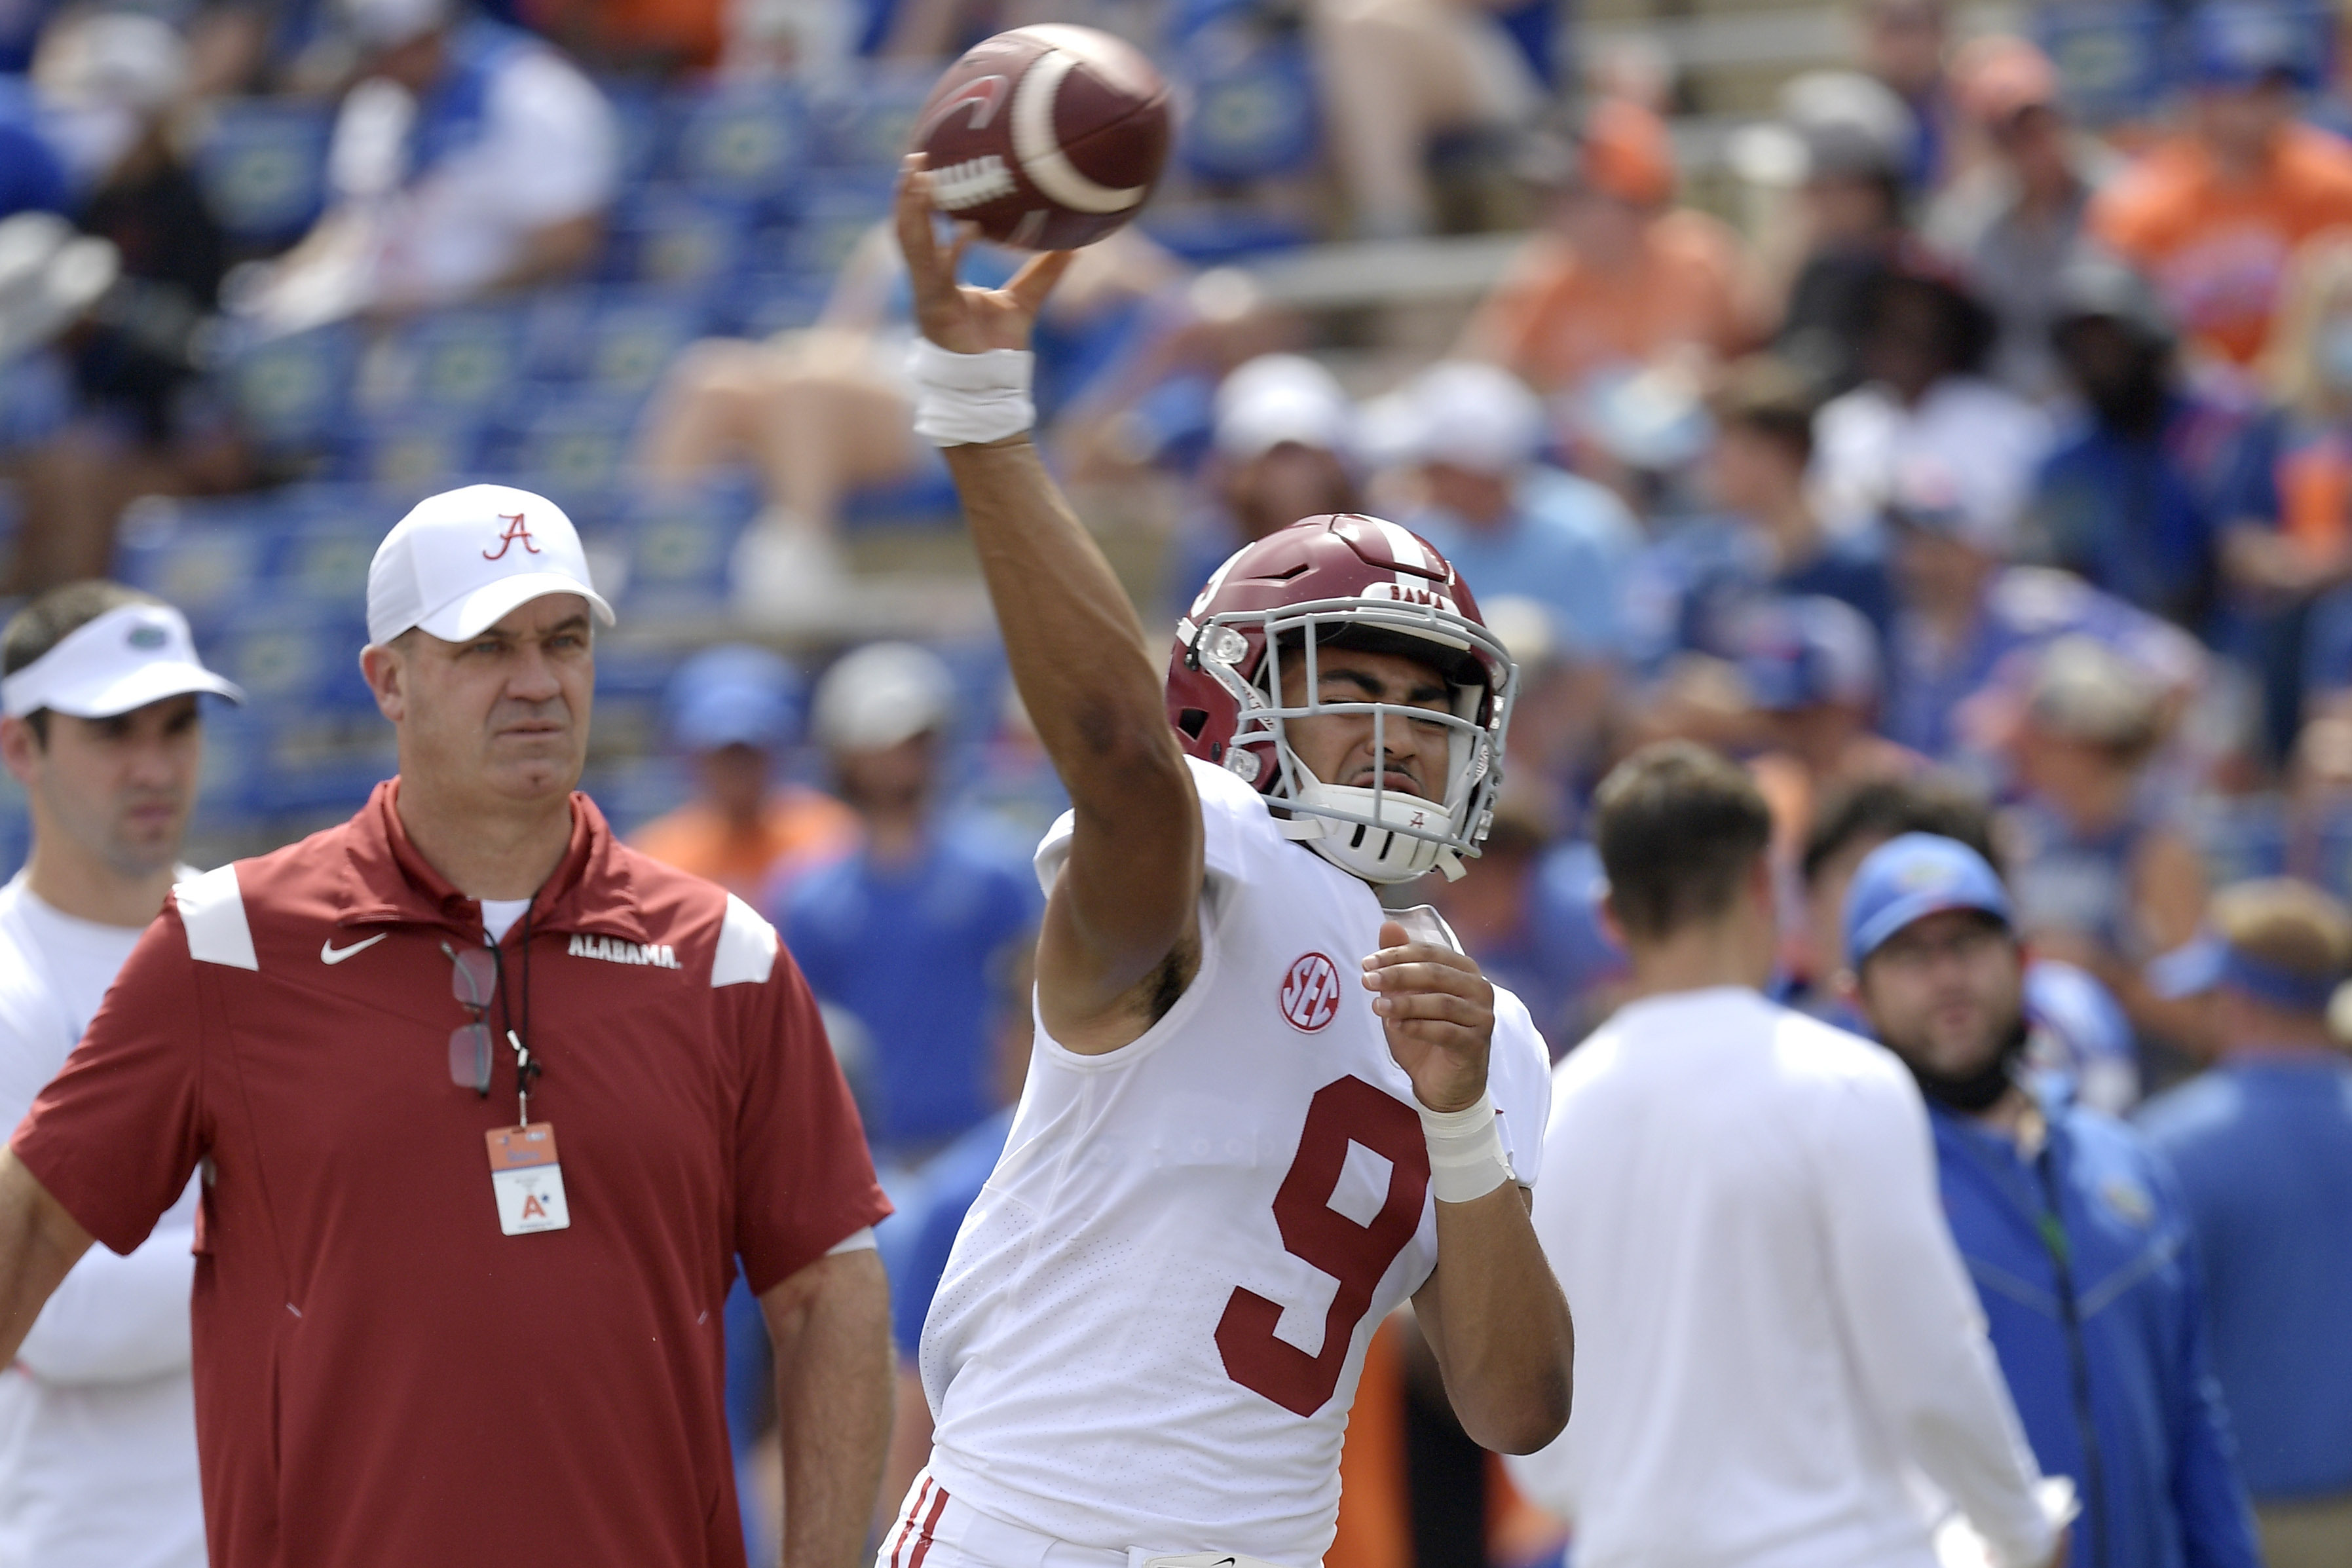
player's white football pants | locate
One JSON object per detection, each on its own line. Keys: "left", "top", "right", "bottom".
{"left": 878, "top": 1468, "right": 1301, "bottom": 1568}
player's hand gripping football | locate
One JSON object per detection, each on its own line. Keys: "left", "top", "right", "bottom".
{"left": 1362, "top": 921, "right": 1494, "bottom": 1113}
{"left": 896, "top": 155, "right": 1076, "bottom": 359}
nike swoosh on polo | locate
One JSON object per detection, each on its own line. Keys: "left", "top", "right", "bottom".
{"left": 320, "top": 934, "right": 388, "bottom": 965}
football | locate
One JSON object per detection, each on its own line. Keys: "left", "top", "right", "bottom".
{"left": 912, "top": 24, "right": 1173, "bottom": 251}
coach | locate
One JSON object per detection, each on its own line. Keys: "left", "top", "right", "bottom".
{"left": 0, "top": 484, "right": 893, "bottom": 1567}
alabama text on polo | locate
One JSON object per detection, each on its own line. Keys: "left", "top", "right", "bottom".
{"left": 10, "top": 781, "right": 890, "bottom": 1568}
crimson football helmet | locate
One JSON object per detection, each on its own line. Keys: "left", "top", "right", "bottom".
{"left": 1166, "top": 514, "right": 1516, "bottom": 883}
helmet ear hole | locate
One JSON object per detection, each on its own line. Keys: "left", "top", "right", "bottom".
{"left": 1176, "top": 707, "right": 1210, "bottom": 740}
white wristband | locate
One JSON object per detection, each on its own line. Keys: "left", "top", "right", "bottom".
{"left": 909, "top": 337, "right": 1036, "bottom": 446}
{"left": 1419, "top": 1092, "right": 1514, "bottom": 1204}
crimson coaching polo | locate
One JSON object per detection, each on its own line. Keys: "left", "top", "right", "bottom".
{"left": 10, "top": 782, "right": 888, "bottom": 1568}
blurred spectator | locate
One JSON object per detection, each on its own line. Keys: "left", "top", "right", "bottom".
{"left": 2023, "top": 958, "right": 2141, "bottom": 1115}
{"left": 2029, "top": 254, "right": 2246, "bottom": 633}
{"left": 1733, "top": 593, "right": 1896, "bottom": 785}
{"left": 2138, "top": 879, "right": 2352, "bottom": 1568}
{"left": 2220, "top": 230, "right": 2352, "bottom": 749}
{"left": 1378, "top": 358, "right": 1641, "bottom": 660}
{"left": 1877, "top": 441, "right": 2201, "bottom": 771}
{"left": 2089, "top": 6, "right": 2352, "bottom": 371}
{"left": 1812, "top": 256, "right": 2048, "bottom": 539}
{"left": 1460, "top": 98, "right": 1754, "bottom": 400}
{"left": 1308, "top": 0, "right": 1540, "bottom": 237}
{"left": 1626, "top": 353, "right": 1894, "bottom": 670}
{"left": 1424, "top": 782, "right": 1602, "bottom": 1054}
{"left": 1854, "top": 0, "right": 1952, "bottom": 193}
{"left": 1162, "top": 352, "right": 1360, "bottom": 619}
{"left": 0, "top": 213, "right": 119, "bottom": 582}
{"left": 1844, "top": 834, "right": 2263, "bottom": 1568}
{"left": 231, "top": 0, "right": 616, "bottom": 333}
{"left": 629, "top": 644, "right": 857, "bottom": 900}
{"left": 9, "top": 11, "right": 242, "bottom": 593}
{"left": 0, "top": 71, "right": 69, "bottom": 221}
{"left": 1763, "top": 70, "right": 1915, "bottom": 393}
{"left": 639, "top": 225, "right": 1185, "bottom": 614}
{"left": 2003, "top": 637, "right": 2210, "bottom": 1045}
{"left": 1925, "top": 36, "right": 2117, "bottom": 401}
{"left": 1515, "top": 743, "right": 2066, "bottom": 1568}
{"left": 776, "top": 643, "right": 1039, "bottom": 1161}
{"left": 1793, "top": 770, "right": 1995, "bottom": 1018}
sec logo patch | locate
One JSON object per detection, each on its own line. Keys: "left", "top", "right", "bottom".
{"left": 1280, "top": 952, "right": 1342, "bottom": 1032}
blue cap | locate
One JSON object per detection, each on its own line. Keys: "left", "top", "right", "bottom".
{"left": 1736, "top": 595, "right": 1881, "bottom": 713}
{"left": 1844, "top": 832, "right": 2013, "bottom": 967}
{"left": 666, "top": 644, "right": 804, "bottom": 753}
{"left": 2146, "top": 930, "right": 2341, "bottom": 1011}
{"left": 2190, "top": 3, "right": 2318, "bottom": 88}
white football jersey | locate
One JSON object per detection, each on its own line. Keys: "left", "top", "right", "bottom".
{"left": 920, "top": 758, "right": 1551, "bottom": 1565}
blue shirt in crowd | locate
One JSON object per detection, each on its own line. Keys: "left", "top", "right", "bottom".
{"left": 0, "top": 79, "right": 68, "bottom": 221}
{"left": 1931, "top": 1097, "right": 2261, "bottom": 1568}
{"left": 2137, "top": 1055, "right": 2352, "bottom": 1502}
{"left": 779, "top": 817, "right": 1039, "bottom": 1154}
{"left": 1622, "top": 513, "right": 1894, "bottom": 675}
{"left": 2030, "top": 393, "right": 2243, "bottom": 634}
{"left": 1409, "top": 464, "right": 1641, "bottom": 660}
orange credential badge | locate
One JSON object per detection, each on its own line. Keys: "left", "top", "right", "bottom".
{"left": 485, "top": 1123, "right": 570, "bottom": 1235}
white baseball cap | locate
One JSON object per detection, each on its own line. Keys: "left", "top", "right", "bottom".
{"left": 1380, "top": 361, "right": 1546, "bottom": 476}
{"left": 1214, "top": 355, "right": 1356, "bottom": 462}
{"left": 1, "top": 601, "right": 243, "bottom": 719}
{"left": 813, "top": 642, "right": 955, "bottom": 753}
{"left": 366, "top": 483, "right": 615, "bottom": 647}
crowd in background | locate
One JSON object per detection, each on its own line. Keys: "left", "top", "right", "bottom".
{"left": 7, "top": 0, "right": 2352, "bottom": 1559}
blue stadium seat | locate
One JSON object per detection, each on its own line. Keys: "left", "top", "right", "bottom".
{"left": 1167, "top": 1, "right": 1320, "bottom": 183}
{"left": 224, "top": 323, "right": 360, "bottom": 455}
{"left": 775, "top": 175, "right": 894, "bottom": 278}
{"left": 714, "top": 270, "right": 831, "bottom": 340}
{"left": 607, "top": 84, "right": 671, "bottom": 188}
{"left": 803, "top": 67, "right": 934, "bottom": 170}
{"left": 669, "top": 83, "right": 807, "bottom": 208}
{"left": 2036, "top": 1, "right": 2173, "bottom": 125}
{"left": 356, "top": 307, "right": 531, "bottom": 417}
{"left": 495, "top": 392, "right": 648, "bottom": 496}
{"left": 273, "top": 486, "right": 400, "bottom": 611}
{"left": 612, "top": 480, "right": 758, "bottom": 616}
{"left": 115, "top": 500, "right": 276, "bottom": 630}
{"left": 596, "top": 187, "right": 754, "bottom": 288}
{"left": 206, "top": 598, "right": 377, "bottom": 712}
{"left": 329, "top": 413, "right": 493, "bottom": 493}
{"left": 525, "top": 288, "right": 709, "bottom": 396}
{"left": 193, "top": 98, "right": 335, "bottom": 248}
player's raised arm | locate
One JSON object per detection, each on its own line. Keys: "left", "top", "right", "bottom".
{"left": 894, "top": 160, "right": 1202, "bottom": 1053}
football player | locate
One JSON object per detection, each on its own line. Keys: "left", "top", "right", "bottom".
{"left": 874, "top": 160, "right": 1573, "bottom": 1568}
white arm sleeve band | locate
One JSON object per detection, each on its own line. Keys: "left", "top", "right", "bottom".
{"left": 909, "top": 337, "right": 1036, "bottom": 446}
{"left": 1420, "top": 1093, "right": 1515, "bottom": 1204}
{"left": 825, "top": 1226, "right": 879, "bottom": 1256}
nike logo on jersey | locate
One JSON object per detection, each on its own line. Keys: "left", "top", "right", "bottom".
{"left": 568, "top": 933, "right": 681, "bottom": 969}
{"left": 320, "top": 934, "right": 388, "bottom": 965}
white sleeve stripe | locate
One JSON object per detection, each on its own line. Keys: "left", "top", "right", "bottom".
{"left": 712, "top": 893, "right": 778, "bottom": 988}
{"left": 174, "top": 865, "right": 256, "bottom": 971}
{"left": 825, "top": 1226, "right": 878, "bottom": 1256}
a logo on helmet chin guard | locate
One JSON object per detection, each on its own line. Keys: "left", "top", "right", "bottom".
{"left": 1279, "top": 952, "right": 1342, "bottom": 1032}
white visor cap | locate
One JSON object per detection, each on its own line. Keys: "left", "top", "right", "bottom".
{"left": 367, "top": 483, "right": 614, "bottom": 647}
{"left": 1, "top": 601, "right": 244, "bottom": 719}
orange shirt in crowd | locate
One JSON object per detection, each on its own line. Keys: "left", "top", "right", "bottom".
{"left": 523, "top": 0, "right": 724, "bottom": 68}
{"left": 2091, "top": 122, "right": 2352, "bottom": 365}
{"left": 630, "top": 787, "right": 859, "bottom": 901}
{"left": 1462, "top": 210, "right": 1752, "bottom": 395}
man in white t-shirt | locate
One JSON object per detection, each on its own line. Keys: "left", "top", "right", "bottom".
{"left": 1513, "top": 739, "right": 2068, "bottom": 1568}
{"left": 236, "top": 0, "right": 616, "bottom": 333}
{"left": 875, "top": 164, "right": 1573, "bottom": 1568}
{"left": 0, "top": 580, "right": 242, "bottom": 1568}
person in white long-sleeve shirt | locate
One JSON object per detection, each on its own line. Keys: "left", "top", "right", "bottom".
{"left": 0, "top": 581, "right": 242, "bottom": 1567}
{"left": 1510, "top": 740, "right": 2066, "bottom": 1568}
